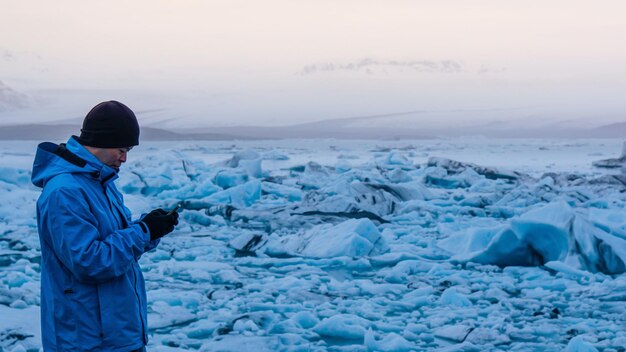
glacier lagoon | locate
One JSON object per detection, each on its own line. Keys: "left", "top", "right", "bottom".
{"left": 1, "top": 138, "right": 625, "bottom": 351}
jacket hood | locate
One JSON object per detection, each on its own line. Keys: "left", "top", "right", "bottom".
{"left": 32, "top": 136, "right": 119, "bottom": 188}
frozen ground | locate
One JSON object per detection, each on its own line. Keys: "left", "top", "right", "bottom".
{"left": 1, "top": 138, "right": 626, "bottom": 351}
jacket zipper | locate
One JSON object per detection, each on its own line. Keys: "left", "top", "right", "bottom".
{"left": 103, "top": 182, "right": 146, "bottom": 343}
{"left": 104, "top": 186, "right": 127, "bottom": 229}
{"left": 132, "top": 264, "right": 147, "bottom": 344}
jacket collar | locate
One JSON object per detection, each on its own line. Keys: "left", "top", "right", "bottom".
{"left": 66, "top": 136, "right": 119, "bottom": 185}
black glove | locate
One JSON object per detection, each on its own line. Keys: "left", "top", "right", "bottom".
{"left": 142, "top": 208, "right": 179, "bottom": 241}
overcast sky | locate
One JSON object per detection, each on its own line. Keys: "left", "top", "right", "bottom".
{"left": 1, "top": 0, "right": 626, "bottom": 128}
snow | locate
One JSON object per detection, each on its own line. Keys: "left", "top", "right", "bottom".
{"left": 0, "top": 305, "right": 41, "bottom": 351}
{"left": 1, "top": 138, "right": 626, "bottom": 351}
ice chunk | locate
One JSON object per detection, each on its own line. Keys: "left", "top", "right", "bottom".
{"left": 181, "top": 159, "right": 201, "bottom": 181}
{"left": 290, "top": 311, "right": 319, "bottom": 329}
{"left": 240, "top": 159, "right": 262, "bottom": 178}
{"left": 274, "top": 218, "right": 382, "bottom": 258}
{"left": 158, "top": 177, "right": 220, "bottom": 200}
{"left": 383, "top": 152, "right": 412, "bottom": 167}
{"left": 465, "top": 327, "right": 510, "bottom": 346}
{"left": 233, "top": 318, "right": 259, "bottom": 333}
{"left": 338, "top": 153, "right": 359, "bottom": 160}
{"left": 3, "top": 271, "right": 29, "bottom": 288}
{"left": 442, "top": 202, "right": 572, "bottom": 266}
{"left": 261, "top": 181, "right": 303, "bottom": 201}
{"left": 387, "top": 168, "right": 412, "bottom": 183}
{"left": 228, "top": 233, "right": 265, "bottom": 257}
{"left": 221, "top": 149, "right": 263, "bottom": 178}
{"left": 0, "top": 305, "right": 41, "bottom": 351}
{"left": 364, "top": 329, "right": 415, "bottom": 352}
{"left": 425, "top": 166, "right": 484, "bottom": 189}
{"left": 335, "top": 160, "right": 352, "bottom": 173}
{"left": 206, "top": 180, "right": 261, "bottom": 207}
{"left": 291, "top": 161, "right": 331, "bottom": 190}
{"left": 223, "top": 149, "right": 261, "bottom": 168}
{"left": 149, "top": 301, "right": 198, "bottom": 330}
{"left": 441, "top": 201, "right": 626, "bottom": 274}
{"left": 262, "top": 150, "right": 289, "bottom": 160}
{"left": 439, "top": 287, "right": 472, "bottom": 307}
{"left": 592, "top": 142, "right": 626, "bottom": 169}
{"left": 573, "top": 216, "right": 626, "bottom": 274}
{"left": 354, "top": 182, "right": 434, "bottom": 202}
{"left": 300, "top": 181, "right": 434, "bottom": 220}
{"left": 128, "top": 163, "right": 177, "bottom": 196}
{"left": 199, "top": 335, "right": 281, "bottom": 352}
{"left": 565, "top": 336, "right": 599, "bottom": 352}
{"left": 314, "top": 314, "right": 372, "bottom": 340}
{"left": 433, "top": 324, "right": 473, "bottom": 342}
{"left": 427, "top": 156, "right": 523, "bottom": 181}
{"left": 544, "top": 261, "right": 593, "bottom": 279}
{"left": 382, "top": 259, "right": 434, "bottom": 283}
{"left": 214, "top": 169, "right": 249, "bottom": 189}
{"left": 506, "top": 201, "right": 573, "bottom": 262}
{"left": 148, "top": 289, "right": 204, "bottom": 309}
{"left": 0, "top": 167, "right": 30, "bottom": 185}
{"left": 185, "top": 319, "right": 221, "bottom": 339}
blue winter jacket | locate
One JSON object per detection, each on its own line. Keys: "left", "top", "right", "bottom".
{"left": 32, "top": 136, "right": 159, "bottom": 352}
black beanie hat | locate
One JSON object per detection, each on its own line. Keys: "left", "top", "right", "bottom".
{"left": 78, "top": 101, "right": 140, "bottom": 148}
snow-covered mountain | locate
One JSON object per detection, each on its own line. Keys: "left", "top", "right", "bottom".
{"left": 0, "top": 98, "right": 624, "bottom": 139}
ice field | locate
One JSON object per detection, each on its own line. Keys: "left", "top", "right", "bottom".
{"left": 1, "top": 138, "right": 626, "bottom": 351}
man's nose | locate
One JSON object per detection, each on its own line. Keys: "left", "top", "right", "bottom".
{"left": 120, "top": 152, "right": 127, "bottom": 163}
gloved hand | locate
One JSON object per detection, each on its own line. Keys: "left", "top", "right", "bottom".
{"left": 142, "top": 208, "right": 179, "bottom": 241}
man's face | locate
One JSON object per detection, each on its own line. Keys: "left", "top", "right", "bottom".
{"left": 90, "top": 147, "right": 132, "bottom": 172}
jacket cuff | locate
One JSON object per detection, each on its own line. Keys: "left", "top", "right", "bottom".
{"left": 138, "top": 221, "right": 149, "bottom": 234}
{"left": 132, "top": 222, "right": 151, "bottom": 244}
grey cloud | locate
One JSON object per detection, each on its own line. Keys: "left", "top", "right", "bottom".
{"left": 0, "top": 80, "right": 31, "bottom": 111}
{"left": 298, "top": 58, "right": 464, "bottom": 75}
{"left": 476, "top": 65, "right": 507, "bottom": 75}
{"left": 0, "top": 47, "right": 44, "bottom": 62}
{"left": 1, "top": 48, "right": 15, "bottom": 61}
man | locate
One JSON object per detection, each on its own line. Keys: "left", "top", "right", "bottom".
{"left": 31, "top": 101, "right": 179, "bottom": 351}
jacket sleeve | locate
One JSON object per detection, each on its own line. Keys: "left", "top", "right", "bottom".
{"left": 143, "top": 238, "right": 161, "bottom": 252}
{"left": 114, "top": 186, "right": 161, "bottom": 254}
{"left": 42, "top": 187, "right": 150, "bottom": 284}
{"left": 134, "top": 215, "right": 161, "bottom": 253}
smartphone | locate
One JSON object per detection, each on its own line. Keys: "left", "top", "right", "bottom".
{"left": 167, "top": 203, "right": 182, "bottom": 215}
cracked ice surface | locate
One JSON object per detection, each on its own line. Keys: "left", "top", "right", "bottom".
{"left": 1, "top": 139, "right": 626, "bottom": 351}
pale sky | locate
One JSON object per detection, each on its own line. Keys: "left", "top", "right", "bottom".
{"left": 1, "top": 0, "right": 626, "bottom": 128}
